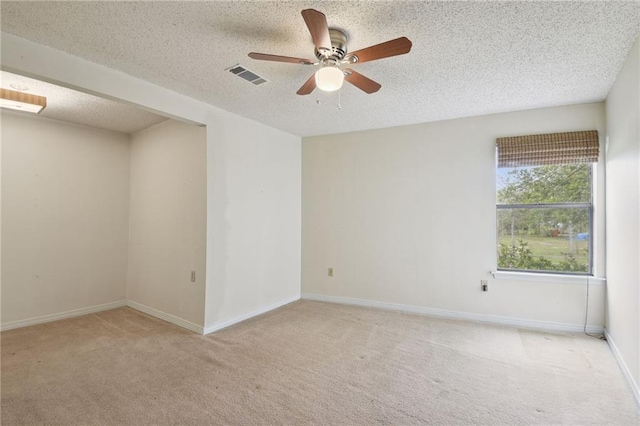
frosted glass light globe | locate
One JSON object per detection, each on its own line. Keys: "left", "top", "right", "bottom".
{"left": 315, "top": 66, "right": 344, "bottom": 92}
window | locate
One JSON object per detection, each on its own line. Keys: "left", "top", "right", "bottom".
{"left": 496, "top": 131, "right": 599, "bottom": 275}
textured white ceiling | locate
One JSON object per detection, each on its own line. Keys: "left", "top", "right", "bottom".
{"left": 0, "top": 71, "right": 167, "bottom": 134}
{"left": 1, "top": 1, "right": 639, "bottom": 137}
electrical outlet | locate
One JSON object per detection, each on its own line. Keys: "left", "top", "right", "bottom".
{"left": 191, "top": 271, "right": 196, "bottom": 283}
{"left": 481, "top": 280, "right": 488, "bottom": 292}
{"left": 328, "top": 268, "right": 334, "bottom": 277}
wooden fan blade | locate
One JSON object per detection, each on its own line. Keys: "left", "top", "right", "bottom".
{"left": 248, "top": 52, "right": 314, "bottom": 65}
{"left": 343, "top": 69, "right": 381, "bottom": 94}
{"left": 346, "top": 37, "right": 412, "bottom": 64}
{"left": 301, "top": 9, "right": 332, "bottom": 52}
{"left": 297, "top": 73, "right": 317, "bottom": 95}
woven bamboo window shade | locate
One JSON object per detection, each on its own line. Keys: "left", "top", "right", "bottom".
{"left": 496, "top": 130, "right": 599, "bottom": 168}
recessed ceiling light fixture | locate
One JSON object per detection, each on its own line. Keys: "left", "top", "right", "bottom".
{"left": 1, "top": 88, "right": 47, "bottom": 113}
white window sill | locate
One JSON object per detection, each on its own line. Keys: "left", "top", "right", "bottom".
{"left": 491, "top": 270, "right": 606, "bottom": 285}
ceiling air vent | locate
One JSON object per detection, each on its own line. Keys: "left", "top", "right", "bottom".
{"left": 227, "top": 64, "right": 268, "bottom": 86}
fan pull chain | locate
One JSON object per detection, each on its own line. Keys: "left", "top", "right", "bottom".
{"left": 337, "top": 88, "right": 342, "bottom": 110}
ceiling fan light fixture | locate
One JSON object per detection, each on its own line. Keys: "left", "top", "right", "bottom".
{"left": 247, "top": 9, "right": 412, "bottom": 96}
{"left": 0, "top": 88, "right": 47, "bottom": 113}
{"left": 315, "top": 66, "right": 344, "bottom": 92}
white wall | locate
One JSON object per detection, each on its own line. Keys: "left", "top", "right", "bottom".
{"left": 128, "top": 119, "right": 206, "bottom": 328}
{"left": 303, "top": 103, "right": 606, "bottom": 329}
{"left": 204, "top": 112, "right": 301, "bottom": 332}
{"left": 1, "top": 33, "right": 302, "bottom": 333}
{"left": 1, "top": 111, "right": 130, "bottom": 326}
{"left": 605, "top": 36, "right": 640, "bottom": 399}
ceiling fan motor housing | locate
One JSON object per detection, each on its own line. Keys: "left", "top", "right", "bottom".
{"left": 315, "top": 28, "right": 348, "bottom": 61}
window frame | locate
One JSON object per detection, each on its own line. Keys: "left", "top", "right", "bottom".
{"left": 495, "top": 164, "right": 594, "bottom": 276}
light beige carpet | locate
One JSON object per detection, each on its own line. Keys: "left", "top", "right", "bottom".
{"left": 1, "top": 300, "right": 638, "bottom": 425}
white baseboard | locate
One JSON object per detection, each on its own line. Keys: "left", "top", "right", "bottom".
{"left": 0, "top": 300, "right": 127, "bottom": 331}
{"left": 604, "top": 329, "right": 640, "bottom": 406}
{"left": 1, "top": 295, "right": 299, "bottom": 336}
{"left": 126, "top": 300, "right": 204, "bottom": 335}
{"left": 204, "top": 294, "right": 300, "bottom": 335}
{"left": 302, "top": 293, "right": 605, "bottom": 334}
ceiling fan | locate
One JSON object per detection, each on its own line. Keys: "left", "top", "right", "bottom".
{"left": 248, "top": 9, "right": 412, "bottom": 95}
